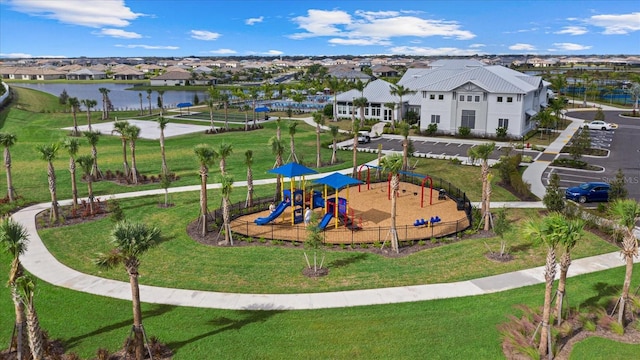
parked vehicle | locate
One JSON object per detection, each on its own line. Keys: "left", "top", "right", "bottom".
{"left": 357, "top": 131, "right": 371, "bottom": 144}
{"left": 583, "top": 120, "right": 616, "bottom": 131}
{"left": 565, "top": 182, "right": 610, "bottom": 203}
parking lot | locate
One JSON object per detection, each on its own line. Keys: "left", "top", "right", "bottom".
{"left": 357, "top": 137, "right": 506, "bottom": 162}
{"left": 544, "top": 110, "right": 640, "bottom": 203}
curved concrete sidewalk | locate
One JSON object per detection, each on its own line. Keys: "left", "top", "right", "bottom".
{"left": 13, "top": 192, "right": 635, "bottom": 311}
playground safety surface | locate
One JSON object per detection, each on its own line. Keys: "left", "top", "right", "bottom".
{"left": 230, "top": 182, "right": 470, "bottom": 244}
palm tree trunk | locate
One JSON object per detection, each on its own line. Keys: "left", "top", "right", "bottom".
{"left": 47, "top": 162, "right": 59, "bottom": 224}
{"left": 331, "top": 139, "right": 337, "bottom": 165}
{"left": 70, "top": 158, "right": 78, "bottom": 210}
{"left": 121, "top": 139, "right": 130, "bottom": 178}
{"left": 483, "top": 165, "right": 492, "bottom": 232}
{"left": 390, "top": 175, "right": 400, "bottom": 253}
{"left": 618, "top": 250, "right": 634, "bottom": 324}
{"left": 200, "top": 169, "right": 208, "bottom": 237}
{"left": 87, "top": 179, "right": 95, "bottom": 215}
{"left": 128, "top": 270, "right": 145, "bottom": 360}
{"left": 352, "top": 134, "right": 358, "bottom": 177}
{"left": 539, "top": 247, "right": 556, "bottom": 357}
{"left": 25, "top": 298, "right": 44, "bottom": 360}
{"left": 5, "top": 148, "right": 16, "bottom": 202}
{"left": 556, "top": 251, "right": 571, "bottom": 325}
{"left": 72, "top": 111, "right": 79, "bottom": 136}
{"left": 10, "top": 285, "right": 27, "bottom": 360}
{"left": 223, "top": 197, "right": 230, "bottom": 245}
{"left": 316, "top": 124, "right": 321, "bottom": 168}
{"left": 290, "top": 137, "right": 298, "bottom": 163}
{"left": 246, "top": 168, "right": 253, "bottom": 207}
{"left": 91, "top": 145, "right": 101, "bottom": 179}
{"left": 130, "top": 142, "right": 138, "bottom": 184}
{"left": 402, "top": 139, "right": 408, "bottom": 173}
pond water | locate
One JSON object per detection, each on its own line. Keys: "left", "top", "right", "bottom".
{"left": 11, "top": 83, "right": 208, "bottom": 111}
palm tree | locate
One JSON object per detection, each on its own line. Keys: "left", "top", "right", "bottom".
{"left": 81, "top": 99, "right": 97, "bottom": 132}
{"left": 380, "top": 154, "right": 403, "bottom": 253}
{"left": 156, "top": 116, "right": 170, "bottom": 176}
{"left": 244, "top": 150, "right": 254, "bottom": 207}
{"left": 15, "top": 275, "right": 44, "bottom": 360}
{"left": 0, "top": 132, "right": 18, "bottom": 202}
{"left": 76, "top": 155, "right": 95, "bottom": 214}
{"left": 554, "top": 216, "right": 585, "bottom": 325}
{"left": 99, "top": 87, "right": 111, "bottom": 120}
{"left": 609, "top": 199, "right": 640, "bottom": 325}
{"left": 194, "top": 144, "right": 217, "bottom": 237}
{"left": 249, "top": 87, "right": 260, "bottom": 127}
{"left": 275, "top": 117, "right": 282, "bottom": 141}
{"left": 262, "top": 82, "right": 274, "bottom": 103}
{"left": 522, "top": 213, "right": 564, "bottom": 357}
{"left": 325, "top": 77, "right": 343, "bottom": 122}
{"left": 146, "top": 89, "right": 153, "bottom": 115}
{"left": 95, "top": 220, "right": 161, "bottom": 360}
{"left": 269, "top": 136, "right": 285, "bottom": 200}
{"left": 111, "top": 120, "right": 131, "bottom": 178}
{"left": 351, "top": 121, "right": 360, "bottom": 177}
{"left": 233, "top": 89, "right": 250, "bottom": 131}
{"left": 219, "top": 93, "right": 230, "bottom": 130}
{"left": 83, "top": 130, "right": 102, "bottom": 180}
{"left": 138, "top": 92, "right": 143, "bottom": 115}
{"left": 579, "top": 73, "right": 593, "bottom": 107}
{"left": 68, "top": 97, "right": 81, "bottom": 136}
{"left": 217, "top": 142, "right": 233, "bottom": 175}
{"left": 390, "top": 84, "right": 416, "bottom": 124}
{"left": 313, "top": 112, "right": 325, "bottom": 168}
{"left": 288, "top": 121, "right": 299, "bottom": 163}
{"left": 329, "top": 125, "right": 339, "bottom": 165}
{"left": 0, "top": 218, "right": 29, "bottom": 360}
{"left": 36, "top": 143, "right": 61, "bottom": 224}
{"left": 124, "top": 125, "right": 141, "bottom": 184}
{"left": 467, "top": 142, "right": 496, "bottom": 231}
{"left": 384, "top": 102, "right": 397, "bottom": 131}
{"left": 157, "top": 90, "right": 165, "bottom": 115}
{"left": 399, "top": 122, "right": 410, "bottom": 173}
{"left": 535, "top": 108, "right": 555, "bottom": 139}
{"left": 220, "top": 174, "right": 234, "bottom": 245}
{"left": 353, "top": 97, "right": 368, "bottom": 127}
{"left": 207, "top": 86, "right": 219, "bottom": 132}
{"left": 62, "top": 137, "right": 81, "bottom": 210}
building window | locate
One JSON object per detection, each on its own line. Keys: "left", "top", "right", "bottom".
{"left": 498, "top": 118, "right": 509, "bottom": 129}
{"left": 438, "top": 94, "right": 444, "bottom": 100}
{"left": 467, "top": 95, "right": 472, "bottom": 102}
{"left": 461, "top": 110, "right": 476, "bottom": 128}
{"left": 459, "top": 95, "right": 465, "bottom": 101}
{"left": 421, "top": 91, "right": 427, "bottom": 98}
{"left": 475, "top": 95, "right": 480, "bottom": 102}
{"left": 431, "top": 114, "right": 440, "bottom": 124}
{"left": 429, "top": 94, "right": 435, "bottom": 100}
{"left": 497, "top": 96, "right": 503, "bottom": 102}
{"left": 507, "top": 97, "right": 513, "bottom": 103}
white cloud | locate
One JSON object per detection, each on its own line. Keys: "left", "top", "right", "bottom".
{"left": 7, "top": 0, "right": 143, "bottom": 27}
{"left": 208, "top": 49, "right": 237, "bottom": 54}
{"left": 0, "top": 52, "right": 34, "bottom": 58}
{"left": 290, "top": 9, "right": 351, "bottom": 39}
{"left": 469, "top": 43, "right": 485, "bottom": 48}
{"left": 328, "top": 38, "right": 391, "bottom": 46}
{"left": 264, "top": 50, "right": 283, "bottom": 56}
{"left": 586, "top": 12, "right": 640, "bottom": 35}
{"left": 555, "top": 26, "right": 588, "bottom": 35}
{"left": 289, "top": 8, "right": 475, "bottom": 47}
{"left": 245, "top": 16, "right": 264, "bottom": 25}
{"left": 97, "top": 28, "right": 142, "bottom": 39}
{"left": 389, "top": 46, "right": 483, "bottom": 56}
{"left": 115, "top": 44, "right": 179, "bottom": 50}
{"left": 509, "top": 43, "right": 536, "bottom": 51}
{"left": 190, "top": 30, "right": 221, "bottom": 41}
{"left": 552, "top": 42, "right": 592, "bottom": 51}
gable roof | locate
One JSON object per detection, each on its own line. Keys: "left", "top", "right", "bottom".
{"left": 336, "top": 79, "right": 401, "bottom": 103}
{"left": 152, "top": 71, "right": 192, "bottom": 80}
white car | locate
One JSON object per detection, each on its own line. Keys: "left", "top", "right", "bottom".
{"left": 583, "top": 120, "right": 616, "bottom": 131}
{"left": 357, "top": 131, "right": 371, "bottom": 144}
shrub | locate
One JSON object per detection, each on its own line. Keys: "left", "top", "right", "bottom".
{"left": 322, "top": 104, "right": 333, "bottom": 117}
{"left": 450, "top": 157, "right": 462, "bottom": 166}
{"left": 425, "top": 123, "right": 438, "bottom": 135}
{"left": 457, "top": 126, "right": 471, "bottom": 138}
{"left": 405, "top": 110, "right": 419, "bottom": 125}
{"left": 107, "top": 197, "right": 125, "bottom": 223}
{"left": 495, "top": 126, "right": 508, "bottom": 139}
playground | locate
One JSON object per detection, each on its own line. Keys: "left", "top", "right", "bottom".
{"left": 229, "top": 163, "right": 471, "bottom": 245}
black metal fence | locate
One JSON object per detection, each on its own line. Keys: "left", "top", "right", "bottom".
{"left": 211, "top": 170, "right": 473, "bottom": 244}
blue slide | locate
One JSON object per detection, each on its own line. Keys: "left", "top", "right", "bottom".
{"left": 254, "top": 201, "right": 289, "bottom": 225}
{"left": 318, "top": 213, "right": 333, "bottom": 230}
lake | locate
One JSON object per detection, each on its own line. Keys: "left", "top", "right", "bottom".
{"left": 11, "top": 83, "right": 208, "bottom": 111}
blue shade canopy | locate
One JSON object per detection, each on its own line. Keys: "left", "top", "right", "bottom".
{"left": 313, "top": 172, "right": 362, "bottom": 190}
{"left": 254, "top": 106, "right": 270, "bottom": 112}
{"left": 268, "top": 162, "right": 317, "bottom": 177}
{"left": 177, "top": 102, "right": 193, "bottom": 108}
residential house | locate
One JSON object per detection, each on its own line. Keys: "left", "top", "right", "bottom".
{"left": 335, "top": 79, "right": 401, "bottom": 122}
{"left": 66, "top": 68, "right": 107, "bottom": 80}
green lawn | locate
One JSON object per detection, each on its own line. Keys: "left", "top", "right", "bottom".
{"left": 2, "top": 85, "right": 637, "bottom": 359}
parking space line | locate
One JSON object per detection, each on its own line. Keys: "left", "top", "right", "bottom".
{"left": 458, "top": 143, "right": 464, "bottom": 147}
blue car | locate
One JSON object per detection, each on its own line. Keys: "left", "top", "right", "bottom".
{"left": 565, "top": 182, "right": 610, "bottom": 203}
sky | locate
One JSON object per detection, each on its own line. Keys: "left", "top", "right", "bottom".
{"left": 0, "top": 0, "right": 638, "bottom": 59}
